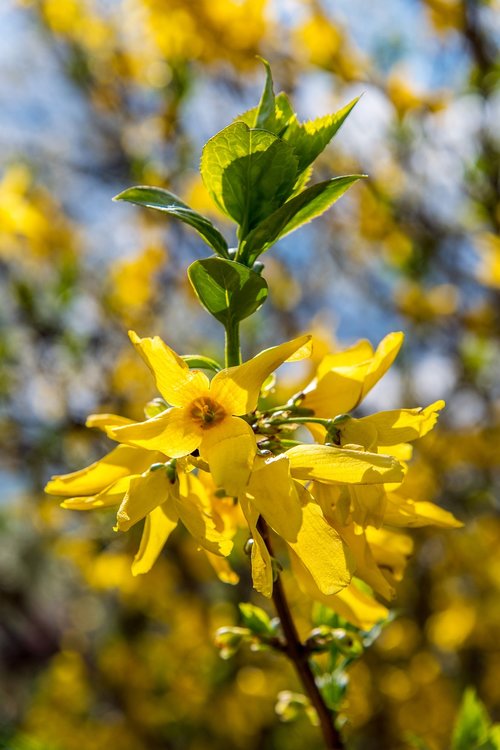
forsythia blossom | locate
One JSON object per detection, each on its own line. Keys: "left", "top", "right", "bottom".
{"left": 46, "top": 330, "right": 461, "bottom": 628}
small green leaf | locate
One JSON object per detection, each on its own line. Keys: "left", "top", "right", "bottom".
{"left": 188, "top": 257, "right": 268, "bottom": 325}
{"left": 452, "top": 689, "right": 499, "bottom": 750}
{"left": 284, "top": 96, "right": 361, "bottom": 174}
{"left": 114, "top": 186, "right": 229, "bottom": 258}
{"left": 239, "top": 603, "right": 274, "bottom": 635}
{"left": 214, "top": 626, "right": 251, "bottom": 660}
{"left": 181, "top": 354, "right": 222, "bottom": 373}
{"left": 200, "top": 121, "right": 298, "bottom": 238}
{"left": 255, "top": 57, "right": 277, "bottom": 131}
{"left": 242, "top": 175, "right": 364, "bottom": 262}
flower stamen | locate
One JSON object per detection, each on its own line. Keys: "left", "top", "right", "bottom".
{"left": 190, "top": 396, "right": 226, "bottom": 429}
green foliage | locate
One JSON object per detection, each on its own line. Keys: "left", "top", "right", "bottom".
{"left": 113, "top": 186, "right": 229, "bottom": 258}
{"left": 188, "top": 257, "right": 268, "bottom": 326}
{"left": 200, "top": 121, "right": 299, "bottom": 238}
{"left": 283, "top": 97, "right": 361, "bottom": 174}
{"left": 238, "top": 603, "right": 274, "bottom": 636}
{"left": 241, "top": 174, "right": 364, "bottom": 262}
{"left": 254, "top": 57, "right": 277, "bottom": 131}
{"left": 452, "top": 689, "right": 500, "bottom": 750}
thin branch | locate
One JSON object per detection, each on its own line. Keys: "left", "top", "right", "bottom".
{"left": 256, "top": 517, "right": 345, "bottom": 750}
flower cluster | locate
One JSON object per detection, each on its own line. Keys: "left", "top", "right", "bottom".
{"left": 46, "top": 330, "right": 461, "bottom": 628}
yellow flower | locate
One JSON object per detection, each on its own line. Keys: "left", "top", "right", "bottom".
{"left": 239, "top": 446, "right": 406, "bottom": 599}
{"left": 290, "top": 550, "right": 390, "bottom": 630}
{"left": 335, "top": 400, "right": 446, "bottom": 457}
{"left": 300, "top": 331, "right": 404, "bottom": 418}
{"left": 283, "top": 443, "right": 405, "bottom": 485}
{"left": 99, "top": 331, "right": 310, "bottom": 496}
{"left": 45, "top": 445, "right": 233, "bottom": 575}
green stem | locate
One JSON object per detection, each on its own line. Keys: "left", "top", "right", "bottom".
{"left": 256, "top": 518, "right": 345, "bottom": 750}
{"left": 224, "top": 320, "right": 241, "bottom": 367}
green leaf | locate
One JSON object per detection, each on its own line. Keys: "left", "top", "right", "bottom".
{"left": 452, "top": 689, "right": 498, "bottom": 750}
{"left": 404, "top": 733, "right": 432, "bottom": 750}
{"left": 188, "top": 257, "right": 268, "bottom": 325}
{"left": 200, "top": 122, "right": 299, "bottom": 238}
{"left": 239, "top": 603, "right": 274, "bottom": 636}
{"left": 242, "top": 175, "right": 364, "bottom": 262}
{"left": 255, "top": 57, "right": 277, "bottom": 131}
{"left": 274, "top": 92, "right": 296, "bottom": 135}
{"left": 113, "top": 186, "right": 229, "bottom": 258}
{"left": 234, "top": 91, "right": 295, "bottom": 136}
{"left": 284, "top": 96, "right": 361, "bottom": 174}
{"left": 181, "top": 354, "right": 222, "bottom": 373}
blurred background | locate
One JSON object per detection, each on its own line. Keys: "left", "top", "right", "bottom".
{"left": 1, "top": 0, "right": 499, "bottom": 748}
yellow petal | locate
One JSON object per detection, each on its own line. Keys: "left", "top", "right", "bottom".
{"left": 240, "top": 494, "right": 273, "bottom": 598}
{"left": 302, "top": 333, "right": 403, "bottom": 417}
{"left": 286, "top": 338, "right": 313, "bottom": 362}
{"left": 109, "top": 407, "right": 202, "bottom": 458}
{"left": 287, "top": 501, "right": 354, "bottom": 595}
{"left": 334, "top": 582, "right": 390, "bottom": 629}
{"left": 204, "top": 551, "right": 240, "bottom": 584}
{"left": 331, "top": 520, "right": 395, "bottom": 600}
{"left": 129, "top": 330, "right": 209, "bottom": 406}
{"left": 349, "top": 484, "right": 388, "bottom": 528}
{"left": 61, "top": 475, "right": 136, "bottom": 509}
{"left": 45, "top": 445, "right": 155, "bottom": 496}
{"left": 359, "top": 331, "right": 404, "bottom": 403}
{"left": 86, "top": 413, "right": 134, "bottom": 430}
{"left": 175, "top": 473, "right": 233, "bottom": 556}
{"left": 199, "top": 417, "right": 256, "bottom": 497}
{"left": 342, "top": 401, "right": 445, "bottom": 448}
{"left": 290, "top": 551, "right": 389, "bottom": 629}
{"left": 245, "top": 455, "right": 302, "bottom": 542}
{"left": 132, "top": 502, "right": 179, "bottom": 576}
{"left": 298, "top": 367, "right": 366, "bottom": 417}
{"left": 365, "top": 527, "right": 413, "bottom": 581}
{"left": 285, "top": 444, "right": 405, "bottom": 484}
{"left": 384, "top": 495, "right": 463, "bottom": 528}
{"left": 316, "top": 339, "right": 375, "bottom": 378}
{"left": 116, "top": 468, "right": 173, "bottom": 531}
{"left": 210, "top": 334, "right": 311, "bottom": 415}
{"left": 379, "top": 443, "right": 414, "bottom": 461}
{"left": 410, "top": 500, "right": 462, "bottom": 528}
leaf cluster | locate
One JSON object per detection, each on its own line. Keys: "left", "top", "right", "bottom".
{"left": 114, "top": 60, "right": 363, "bottom": 328}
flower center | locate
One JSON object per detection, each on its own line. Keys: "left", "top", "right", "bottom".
{"left": 190, "top": 396, "right": 226, "bottom": 429}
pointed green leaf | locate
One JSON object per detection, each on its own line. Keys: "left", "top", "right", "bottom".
{"left": 242, "top": 175, "right": 364, "bottom": 262}
{"left": 255, "top": 58, "right": 277, "bottom": 131}
{"left": 291, "top": 164, "right": 314, "bottom": 197}
{"left": 188, "top": 257, "right": 268, "bottom": 325}
{"left": 234, "top": 91, "right": 295, "bottom": 135}
{"left": 284, "top": 97, "right": 360, "bottom": 174}
{"left": 114, "top": 186, "right": 229, "bottom": 258}
{"left": 452, "top": 688, "right": 499, "bottom": 750}
{"left": 201, "top": 121, "right": 298, "bottom": 237}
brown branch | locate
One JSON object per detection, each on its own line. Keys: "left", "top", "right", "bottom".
{"left": 256, "top": 517, "right": 345, "bottom": 750}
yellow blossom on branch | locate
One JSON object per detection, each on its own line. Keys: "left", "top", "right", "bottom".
{"left": 99, "top": 330, "right": 310, "bottom": 497}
